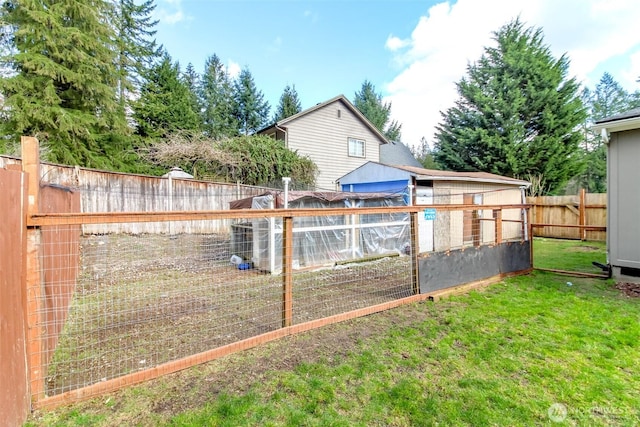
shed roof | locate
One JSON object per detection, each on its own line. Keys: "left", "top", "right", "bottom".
{"left": 593, "top": 107, "right": 640, "bottom": 135}
{"left": 338, "top": 162, "right": 530, "bottom": 187}
{"left": 257, "top": 95, "right": 390, "bottom": 144}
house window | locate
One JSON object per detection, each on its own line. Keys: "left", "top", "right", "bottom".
{"left": 348, "top": 138, "right": 365, "bottom": 157}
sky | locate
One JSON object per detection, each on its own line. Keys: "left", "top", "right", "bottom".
{"left": 153, "top": 0, "right": 640, "bottom": 149}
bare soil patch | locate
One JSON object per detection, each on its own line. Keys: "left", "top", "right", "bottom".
{"left": 45, "top": 233, "right": 413, "bottom": 397}
{"left": 615, "top": 282, "right": 640, "bottom": 298}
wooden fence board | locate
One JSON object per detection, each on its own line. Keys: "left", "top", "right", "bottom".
{"left": 527, "top": 192, "right": 607, "bottom": 241}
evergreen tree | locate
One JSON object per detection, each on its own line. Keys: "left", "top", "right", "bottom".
{"left": 182, "top": 62, "right": 203, "bottom": 126}
{"left": 113, "top": 0, "right": 159, "bottom": 111}
{"left": 0, "top": 0, "right": 125, "bottom": 164}
{"left": 590, "top": 72, "right": 632, "bottom": 120}
{"left": 571, "top": 72, "right": 636, "bottom": 193}
{"left": 410, "top": 137, "right": 439, "bottom": 170}
{"left": 353, "top": 80, "right": 402, "bottom": 141}
{"left": 200, "top": 54, "right": 237, "bottom": 138}
{"left": 232, "top": 68, "right": 270, "bottom": 135}
{"left": 274, "top": 84, "right": 302, "bottom": 121}
{"left": 133, "top": 52, "right": 201, "bottom": 138}
{"left": 433, "top": 19, "right": 585, "bottom": 194}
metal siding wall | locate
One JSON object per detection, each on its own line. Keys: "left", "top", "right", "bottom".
{"left": 610, "top": 130, "right": 640, "bottom": 269}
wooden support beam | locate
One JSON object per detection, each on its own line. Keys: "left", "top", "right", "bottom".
{"left": 281, "top": 216, "right": 293, "bottom": 328}
{"left": 472, "top": 210, "right": 481, "bottom": 247}
{"left": 22, "top": 136, "right": 40, "bottom": 216}
{"left": 410, "top": 211, "right": 420, "bottom": 295}
{"left": 493, "top": 209, "right": 503, "bottom": 244}
{"left": 21, "top": 136, "right": 45, "bottom": 403}
{"left": 579, "top": 188, "right": 587, "bottom": 241}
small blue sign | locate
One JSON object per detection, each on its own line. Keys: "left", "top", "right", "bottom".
{"left": 423, "top": 208, "right": 437, "bottom": 221}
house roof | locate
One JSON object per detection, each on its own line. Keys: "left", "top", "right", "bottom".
{"left": 593, "top": 107, "right": 640, "bottom": 135}
{"left": 258, "top": 94, "right": 390, "bottom": 144}
{"left": 379, "top": 141, "right": 422, "bottom": 168}
{"left": 338, "top": 162, "right": 530, "bottom": 187}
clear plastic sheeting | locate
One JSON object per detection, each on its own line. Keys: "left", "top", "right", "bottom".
{"left": 236, "top": 191, "right": 410, "bottom": 274}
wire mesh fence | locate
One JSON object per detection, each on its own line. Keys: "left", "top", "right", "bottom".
{"left": 22, "top": 174, "right": 530, "bottom": 406}
{"left": 33, "top": 209, "right": 420, "bottom": 399}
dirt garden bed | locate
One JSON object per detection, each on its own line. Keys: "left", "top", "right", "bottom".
{"left": 45, "top": 233, "right": 413, "bottom": 396}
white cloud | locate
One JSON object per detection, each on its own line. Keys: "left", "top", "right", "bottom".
{"left": 621, "top": 50, "right": 640, "bottom": 89}
{"left": 385, "top": 0, "right": 640, "bottom": 148}
{"left": 156, "top": 0, "right": 189, "bottom": 25}
{"left": 385, "top": 35, "right": 409, "bottom": 51}
{"left": 226, "top": 61, "right": 241, "bottom": 79}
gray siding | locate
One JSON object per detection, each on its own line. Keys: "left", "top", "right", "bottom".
{"left": 608, "top": 129, "right": 640, "bottom": 269}
{"left": 284, "top": 100, "right": 384, "bottom": 190}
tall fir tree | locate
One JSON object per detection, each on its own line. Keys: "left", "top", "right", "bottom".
{"left": 182, "top": 62, "right": 203, "bottom": 127}
{"left": 113, "top": 0, "right": 159, "bottom": 112}
{"left": 571, "top": 72, "right": 637, "bottom": 193}
{"left": 200, "top": 54, "right": 237, "bottom": 139}
{"left": 0, "top": 0, "right": 125, "bottom": 164}
{"left": 233, "top": 68, "right": 270, "bottom": 135}
{"left": 133, "top": 52, "right": 201, "bottom": 138}
{"left": 433, "top": 19, "right": 585, "bottom": 194}
{"left": 353, "top": 80, "right": 402, "bottom": 141}
{"left": 410, "top": 137, "right": 439, "bottom": 170}
{"left": 589, "top": 72, "right": 634, "bottom": 120}
{"left": 274, "top": 84, "right": 302, "bottom": 121}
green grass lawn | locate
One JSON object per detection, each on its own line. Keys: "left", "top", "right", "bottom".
{"left": 533, "top": 237, "right": 607, "bottom": 273}
{"left": 27, "top": 239, "right": 640, "bottom": 426}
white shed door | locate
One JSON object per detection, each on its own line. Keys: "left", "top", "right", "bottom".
{"left": 416, "top": 187, "right": 434, "bottom": 253}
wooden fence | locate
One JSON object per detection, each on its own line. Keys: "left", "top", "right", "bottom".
{"left": 1, "top": 137, "right": 533, "bottom": 422}
{"left": 527, "top": 190, "right": 607, "bottom": 241}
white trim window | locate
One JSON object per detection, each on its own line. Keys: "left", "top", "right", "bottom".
{"left": 348, "top": 137, "right": 365, "bottom": 158}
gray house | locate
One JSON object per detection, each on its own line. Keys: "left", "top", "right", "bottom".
{"left": 258, "top": 95, "right": 389, "bottom": 191}
{"left": 594, "top": 108, "right": 640, "bottom": 281}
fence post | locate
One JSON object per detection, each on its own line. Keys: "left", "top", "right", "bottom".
{"left": 493, "top": 209, "right": 503, "bottom": 244}
{"left": 281, "top": 215, "right": 293, "bottom": 327}
{"left": 410, "top": 211, "right": 419, "bottom": 295}
{"left": 579, "top": 188, "right": 586, "bottom": 241}
{"left": 472, "top": 210, "right": 481, "bottom": 247}
{"left": 22, "top": 136, "right": 46, "bottom": 403}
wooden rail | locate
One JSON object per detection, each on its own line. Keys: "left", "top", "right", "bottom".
{"left": 527, "top": 189, "right": 607, "bottom": 241}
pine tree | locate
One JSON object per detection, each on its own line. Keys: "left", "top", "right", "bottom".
{"left": 232, "top": 68, "right": 270, "bottom": 135}
{"left": 353, "top": 80, "right": 402, "bottom": 141}
{"left": 571, "top": 72, "right": 636, "bottom": 192}
{"left": 133, "top": 52, "right": 201, "bottom": 138}
{"left": 0, "top": 0, "right": 125, "bottom": 164}
{"left": 182, "top": 62, "right": 203, "bottom": 125}
{"left": 434, "top": 19, "right": 586, "bottom": 194}
{"left": 410, "top": 137, "right": 439, "bottom": 169}
{"left": 200, "top": 54, "right": 237, "bottom": 138}
{"left": 274, "top": 84, "right": 302, "bottom": 121}
{"left": 113, "top": 0, "right": 159, "bottom": 111}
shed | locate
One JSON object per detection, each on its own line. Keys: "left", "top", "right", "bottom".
{"left": 229, "top": 190, "right": 409, "bottom": 274}
{"left": 593, "top": 108, "right": 640, "bottom": 281}
{"left": 338, "top": 162, "right": 530, "bottom": 252}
